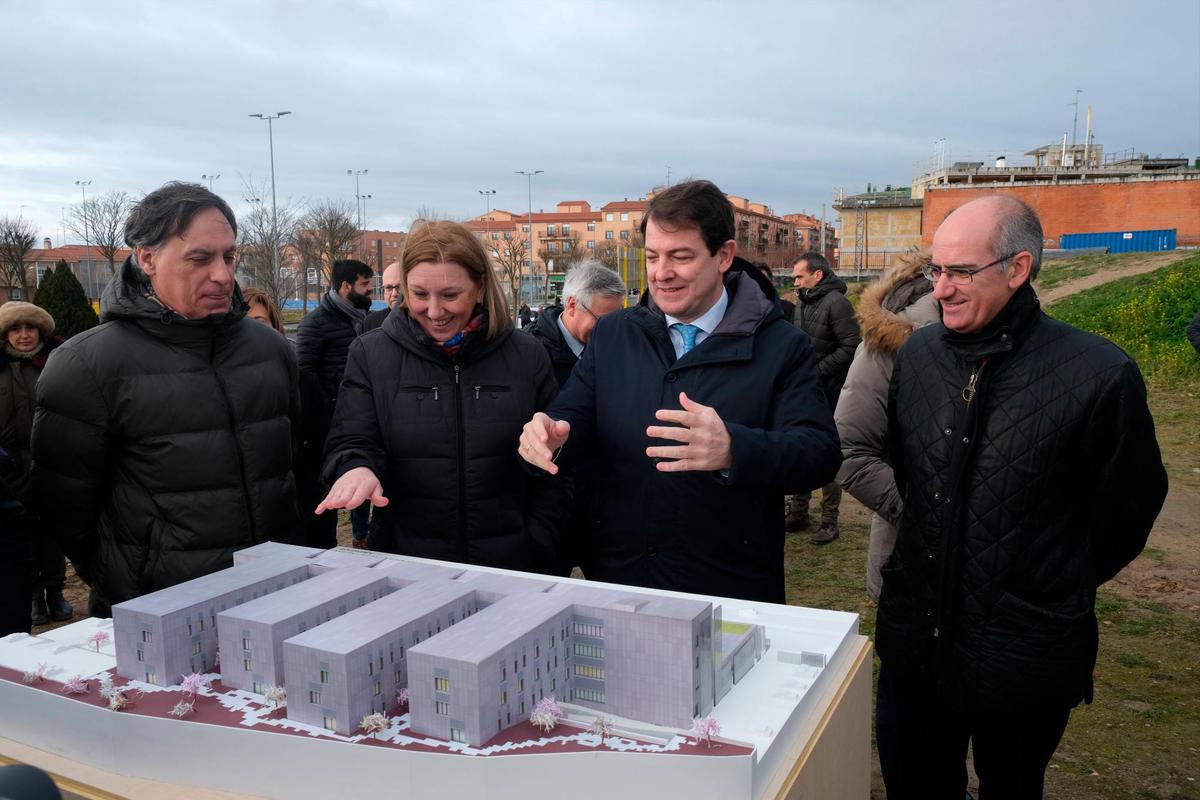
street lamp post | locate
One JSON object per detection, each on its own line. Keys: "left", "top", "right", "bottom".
{"left": 249, "top": 111, "right": 291, "bottom": 306}
{"left": 201, "top": 173, "right": 221, "bottom": 191}
{"left": 514, "top": 170, "right": 542, "bottom": 303}
{"left": 348, "top": 169, "right": 368, "bottom": 259}
{"left": 478, "top": 188, "right": 496, "bottom": 241}
{"left": 75, "top": 180, "right": 92, "bottom": 300}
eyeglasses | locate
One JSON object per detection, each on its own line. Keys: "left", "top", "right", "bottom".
{"left": 921, "top": 252, "right": 1018, "bottom": 285}
{"left": 576, "top": 299, "right": 597, "bottom": 319}
{"left": 383, "top": 284, "right": 403, "bottom": 294}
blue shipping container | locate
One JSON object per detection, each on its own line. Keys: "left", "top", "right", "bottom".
{"left": 1060, "top": 229, "right": 1176, "bottom": 253}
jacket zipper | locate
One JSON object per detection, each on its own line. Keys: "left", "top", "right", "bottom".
{"left": 210, "top": 334, "right": 258, "bottom": 546}
{"left": 932, "top": 358, "right": 988, "bottom": 640}
{"left": 454, "top": 365, "right": 467, "bottom": 561}
{"left": 398, "top": 385, "right": 439, "bottom": 400}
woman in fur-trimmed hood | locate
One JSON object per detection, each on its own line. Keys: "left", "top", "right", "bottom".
{"left": 0, "top": 301, "right": 73, "bottom": 625}
{"left": 832, "top": 250, "right": 940, "bottom": 603}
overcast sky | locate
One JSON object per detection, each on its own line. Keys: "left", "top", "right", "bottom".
{"left": 3, "top": 0, "right": 1198, "bottom": 244}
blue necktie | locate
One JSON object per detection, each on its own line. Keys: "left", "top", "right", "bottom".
{"left": 672, "top": 323, "right": 701, "bottom": 355}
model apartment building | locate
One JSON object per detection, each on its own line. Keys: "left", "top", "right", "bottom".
{"left": 112, "top": 544, "right": 765, "bottom": 747}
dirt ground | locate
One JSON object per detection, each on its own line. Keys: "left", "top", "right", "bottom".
{"left": 1037, "top": 250, "right": 1191, "bottom": 303}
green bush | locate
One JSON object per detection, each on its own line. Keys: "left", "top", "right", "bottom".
{"left": 1046, "top": 255, "right": 1200, "bottom": 384}
{"left": 34, "top": 260, "right": 100, "bottom": 340}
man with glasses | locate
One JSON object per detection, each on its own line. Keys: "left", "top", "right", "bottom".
{"left": 875, "top": 195, "right": 1167, "bottom": 798}
{"left": 360, "top": 261, "right": 403, "bottom": 333}
{"left": 528, "top": 260, "right": 626, "bottom": 388}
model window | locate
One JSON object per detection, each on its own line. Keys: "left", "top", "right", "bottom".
{"left": 574, "top": 664, "right": 604, "bottom": 680}
{"left": 243, "top": 658, "right": 251, "bottom": 670}
{"left": 310, "top": 690, "right": 322, "bottom": 704}
{"left": 142, "top": 630, "right": 153, "bottom": 643}
{"left": 242, "top": 637, "right": 251, "bottom": 650}
{"left": 435, "top": 676, "right": 450, "bottom": 692}
{"left": 192, "top": 642, "right": 201, "bottom": 655}
{"left": 374, "top": 681, "right": 381, "bottom": 696}
{"left": 518, "top": 678, "right": 524, "bottom": 692}
{"left": 435, "top": 701, "right": 449, "bottom": 715}
{"left": 323, "top": 716, "right": 336, "bottom": 731}
{"left": 145, "top": 671, "right": 156, "bottom": 684}
{"left": 136, "top": 649, "right": 144, "bottom": 662}
{"left": 450, "top": 727, "right": 466, "bottom": 743}
{"left": 320, "top": 669, "right": 330, "bottom": 683}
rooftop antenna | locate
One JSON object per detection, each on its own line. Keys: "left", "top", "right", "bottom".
{"left": 1071, "top": 89, "right": 1082, "bottom": 146}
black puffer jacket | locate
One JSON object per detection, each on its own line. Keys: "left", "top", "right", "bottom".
{"left": 32, "top": 258, "right": 302, "bottom": 611}
{"left": 296, "top": 292, "right": 361, "bottom": 406}
{"left": 323, "top": 309, "right": 572, "bottom": 573}
{"left": 879, "top": 283, "right": 1167, "bottom": 714}
{"left": 526, "top": 304, "right": 577, "bottom": 389}
{"left": 793, "top": 271, "right": 860, "bottom": 407}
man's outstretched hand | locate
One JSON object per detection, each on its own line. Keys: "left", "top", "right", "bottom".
{"left": 518, "top": 412, "right": 571, "bottom": 475}
{"left": 315, "top": 466, "right": 389, "bottom": 514}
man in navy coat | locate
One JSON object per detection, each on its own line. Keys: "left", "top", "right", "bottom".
{"left": 517, "top": 180, "right": 840, "bottom": 602}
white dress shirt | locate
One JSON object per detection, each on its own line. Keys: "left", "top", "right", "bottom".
{"left": 664, "top": 288, "right": 729, "bottom": 359}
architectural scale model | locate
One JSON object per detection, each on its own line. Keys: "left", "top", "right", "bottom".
{"left": 112, "top": 542, "right": 766, "bottom": 745}
{"left": 0, "top": 544, "right": 866, "bottom": 800}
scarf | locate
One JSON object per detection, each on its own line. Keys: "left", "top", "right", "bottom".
{"left": 328, "top": 289, "right": 369, "bottom": 323}
{"left": 436, "top": 307, "right": 486, "bottom": 359}
{"left": 4, "top": 341, "right": 44, "bottom": 361}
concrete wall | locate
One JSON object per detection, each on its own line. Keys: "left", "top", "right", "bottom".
{"left": 921, "top": 178, "right": 1200, "bottom": 246}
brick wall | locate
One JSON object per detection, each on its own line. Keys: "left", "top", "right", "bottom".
{"left": 921, "top": 178, "right": 1200, "bottom": 247}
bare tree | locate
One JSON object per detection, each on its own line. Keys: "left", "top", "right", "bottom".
{"left": 490, "top": 232, "right": 528, "bottom": 322}
{"left": 238, "top": 194, "right": 301, "bottom": 309}
{"left": 70, "top": 191, "right": 132, "bottom": 275}
{"left": 0, "top": 215, "right": 37, "bottom": 298}
{"left": 295, "top": 202, "right": 359, "bottom": 293}
{"left": 536, "top": 233, "right": 584, "bottom": 301}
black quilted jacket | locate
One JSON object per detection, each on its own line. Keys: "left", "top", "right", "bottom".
{"left": 878, "top": 283, "right": 1167, "bottom": 714}
{"left": 793, "top": 272, "right": 861, "bottom": 407}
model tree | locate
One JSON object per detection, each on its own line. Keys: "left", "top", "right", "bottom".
{"left": 690, "top": 713, "right": 721, "bottom": 748}
{"left": 34, "top": 261, "right": 99, "bottom": 339}
{"left": 264, "top": 685, "right": 287, "bottom": 708}
{"left": 360, "top": 712, "right": 388, "bottom": 740}
{"left": 530, "top": 695, "right": 563, "bottom": 733}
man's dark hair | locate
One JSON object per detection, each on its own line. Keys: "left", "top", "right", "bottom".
{"left": 639, "top": 179, "right": 734, "bottom": 256}
{"left": 795, "top": 252, "right": 829, "bottom": 276}
{"left": 124, "top": 182, "right": 237, "bottom": 250}
{"left": 332, "top": 259, "right": 372, "bottom": 291}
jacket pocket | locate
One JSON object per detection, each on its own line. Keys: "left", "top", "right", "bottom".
{"left": 968, "top": 591, "right": 1094, "bottom": 711}
{"left": 875, "top": 561, "right": 931, "bottom": 669}
{"left": 391, "top": 385, "right": 443, "bottom": 423}
{"left": 469, "top": 384, "right": 517, "bottom": 422}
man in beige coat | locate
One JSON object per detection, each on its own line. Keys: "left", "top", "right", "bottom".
{"left": 833, "top": 251, "right": 939, "bottom": 602}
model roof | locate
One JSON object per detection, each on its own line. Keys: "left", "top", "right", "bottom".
{"left": 371, "top": 557, "right": 467, "bottom": 583}
{"left": 544, "top": 583, "right": 711, "bottom": 622}
{"left": 233, "top": 541, "right": 325, "bottom": 566}
{"left": 283, "top": 579, "right": 474, "bottom": 655}
{"left": 408, "top": 591, "right": 573, "bottom": 664}
{"left": 310, "top": 549, "right": 386, "bottom": 569}
{"left": 113, "top": 557, "right": 313, "bottom": 616}
{"left": 217, "top": 567, "right": 388, "bottom": 626}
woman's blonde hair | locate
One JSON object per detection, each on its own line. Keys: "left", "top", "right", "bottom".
{"left": 400, "top": 220, "right": 509, "bottom": 339}
{"left": 241, "top": 288, "right": 285, "bottom": 335}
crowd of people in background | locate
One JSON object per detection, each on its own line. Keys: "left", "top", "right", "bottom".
{"left": 0, "top": 178, "right": 1170, "bottom": 799}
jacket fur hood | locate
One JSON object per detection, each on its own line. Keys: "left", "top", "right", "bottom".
{"left": 0, "top": 301, "right": 54, "bottom": 338}
{"left": 856, "top": 250, "right": 938, "bottom": 357}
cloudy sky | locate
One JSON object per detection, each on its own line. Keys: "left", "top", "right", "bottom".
{"left": 3, "top": 0, "right": 1197, "bottom": 244}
